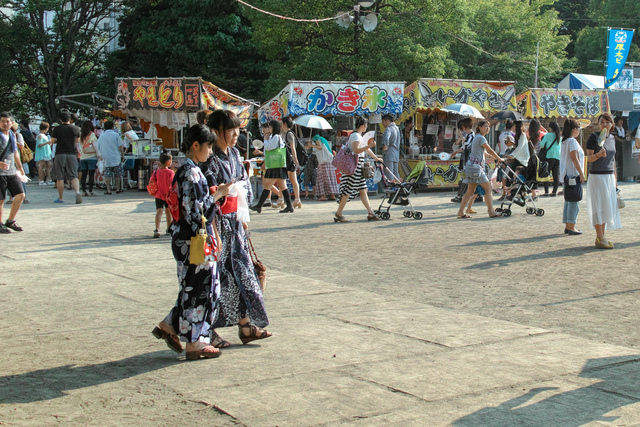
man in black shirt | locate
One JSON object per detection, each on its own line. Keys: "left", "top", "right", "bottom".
{"left": 51, "top": 110, "right": 82, "bottom": 204}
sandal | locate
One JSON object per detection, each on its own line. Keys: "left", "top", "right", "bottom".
{"left": 152, "top": 325, "right": 183, "bottom": 353}
{"left": 185, "top": 344, "right": 221, "bottom": 360}
{"left": 334, "top": 213, "right": 349, "bottom": 223}
{"left": 489, "top": 211, "right": 503, "bottom": 218}
{"left": 293, "top": 199, "right": 302, "bottom": 209}
{"left": 238, "top": 322, "right": 272, "bottom": 345}
{"left": 367, "top": 213, "right": 380, "bottom": 221}
{"left": 457, "top": 214, "right": 472, "bottom": 219}
{"left": 211, "top": 330, "right": 231, "bottom": 348}
{"left": 465, "top": 209, "right": 477, "bottom": 214}
{"left": 104, "top": 191, "right": 112, "bottom": 195}
{"left": 317, "top": 196, "right": 328, "bottom": 201}
{"left": 595, "top": 238, "right": 613, "bottom": 249}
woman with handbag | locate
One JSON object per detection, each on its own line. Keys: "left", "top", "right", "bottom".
{"left": 539, "top": 121, "right": 561, "bottom": 197}
{"left": 152, "top": 124, "right": 230, "bottom": 360}
{"left": 334, "top": 116, "right": 383, "bottom": 223}
{"left": 78, "top": 121, "right": 101, "bottom": 197}
{"left": 250, "top": 120, "right": 294, "bottom": 213}
{"left": 585, "top": 113, "right": 621, "bottom": 249}
{"left": 559, "top": 119, "right": 585, "bottom": 236}
{"left": 456, "top": 121, "right": 503, "bottom": 219}
{"left": 202, "top": 110, "right": 271, "bottom": 347}
{"left": 310, "top": 133, "right": 338, "bottom": 201}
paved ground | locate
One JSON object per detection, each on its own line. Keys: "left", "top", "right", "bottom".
{"left": 1, "top": 181, "right": 640, "bottom": 426}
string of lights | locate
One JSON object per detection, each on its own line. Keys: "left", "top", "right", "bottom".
{"left": 235, "top": 0, "right": 335, "bottom": 23}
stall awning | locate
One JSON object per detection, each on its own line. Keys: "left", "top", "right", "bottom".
{"left": 114, "top": 77, "right": 258, "bottom": 129}
{"left": 399, "top": 78, "right": 517, "bottom": 122}
{"left": 257, "top": 80, "right": 405, "bottom": 124}
{"left": 517, "top": 88, "right": 610, "bottom": 119}
{"left": 555, "top": 73, "right": 605, "bottom": 90}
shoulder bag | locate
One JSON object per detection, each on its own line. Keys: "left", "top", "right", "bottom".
{"left": 563, "top": 175, "right": 583, "bottom": 202}
{"left": 265, "top": 138, "right": 286, "bottom": 169}
{"left": 248, "top": 237, "right": 267, "bottom": 291}
{"left": 332, "top": 144, "right": 358, "bottom": 175}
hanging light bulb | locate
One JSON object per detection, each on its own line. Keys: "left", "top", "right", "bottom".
{"left": 358, "top": 1, "right": 375, "bottom": 8}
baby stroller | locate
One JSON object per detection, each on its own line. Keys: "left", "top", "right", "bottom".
{"left": 496, "top": 161, "right": 545, "bottom": 217}
{"left": 374, "top": 161, "right": 428, "bottom": 220}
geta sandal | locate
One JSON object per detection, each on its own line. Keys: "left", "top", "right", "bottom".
{"left": 152, "top": 326, "right": 183, "bottom": 353}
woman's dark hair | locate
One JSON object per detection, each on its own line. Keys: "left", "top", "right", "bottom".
{"left": 528, "top": 119, "right": 541, "bottom": 146}
{"left": 355, "top": 116, "right": 369, "bottom": 129}
{"left": 207, "top": 109, "right": 241, "bottom": 133}
{"left": 269, "top": 119, "right": 282, "bottom": 135}
{"left": 476, "top": 120, "right": 489, "bottom": 132}
{"left": 159, "top": 148, "right": 172, "bottom": 164}
{"left": 282, "top": 116, "right": 293, "bottom": 128}
{"left": 505, "top": 120, "right": 514, "bottom": 129}
{"left": 40, "top": 122, "right": 49, "bottom": 131}
{"left": 458, "top": 117, "right": 472, "bottom": 130}
{"left": 80, "top": 120, "right": 94, "bottom": 142}
{"left": 260, "top": 122, "right": 270, "bottom": 128}
{"left": 548, "top": 121, "right": 561, "bottom": 145}
{"left": 514, "top": 120, "right": 523, "bottom": 145}
{"left": 182, "top": 124, "right": 216, "bottom": 154}
{"left": 562, "top": 119, "right": 580, "bottom": 140}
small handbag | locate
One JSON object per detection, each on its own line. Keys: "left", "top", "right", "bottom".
{"left": 147, "top": 175, "right": 158, "bottom": 196}
{"left": 563, "top": 175, "right": 583, "bottom": 202}
{"left": 248, "top": 237, "right": 267, "bottom": 291}
{"left": 361, "top": 161, "right": 375, "bottom": 179}
{"left": 332, "top": 144, "right": 358, "bottom": 175}
{"left": 190, "top": 213, "right": 220, "bottom": 265}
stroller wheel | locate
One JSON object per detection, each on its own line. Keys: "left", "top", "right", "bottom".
{"left": 535, "top": 208, "right": 545, "bottom": 217}
{"left": 526, "top": 207, "right": 535, "bottom": 215}
{"left": 374, "top": 210, "right": 381, "bottom": 216}
{"left": 495, "top": 208, "right": 503, "bottom": 214}
{"left": 381, "top": 212, "right": 391, "bottom": 220}
{"left": 413, "top": 211, "right": 423, "bottom": 220}
{"left": 504, "top": 209, "right": 512, "bottom": 217}
{"left": 403, "top": 210, "right": 412, "bottom": 218}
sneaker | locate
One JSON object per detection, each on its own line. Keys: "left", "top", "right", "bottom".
{"left": 153, "top": 229, "right": 160, "bottom": 238}
{"left": 39, "top": 181, "right": 46, "bottom": 186}
{"left": 23, "top": 199, "right": 29, "bottom": 204}
{"left": 451, "top": 196, "right": 462, "bottom": 203}
{"left": 0, "top": 223, "right": 10, "bottom": 234}
{"left": 54, "top": 199, "right": 64, "bottom": 203}
{"left": 5, "top": 220, "right": 23, "bottom": 231}
{"left": 75, "top": 193, "right": 82, "bottom": 204}
{"left": 45, "top": 180, "right": 53, "bottom": 186}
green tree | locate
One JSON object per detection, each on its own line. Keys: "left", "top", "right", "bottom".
{"left": 0, "top": 0, "right": 119, "bottom": 123}
{"left": 244, "top": 0, "right": 468, "bottom": 97}
{"left": 108, "top": 0, "right": 268, "bottom": 100}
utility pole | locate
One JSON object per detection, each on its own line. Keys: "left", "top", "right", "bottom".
{"left": 534, "top": 41, "right": 539, "bottom": 88}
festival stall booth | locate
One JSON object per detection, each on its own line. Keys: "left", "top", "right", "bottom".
{"left": 398, "top": 79, "right": 517, "bottom": 188}
{"left": 516, "top": 87, "right": 612, "bottom": 178}
{"left": 257, "top": 80, "right": 405, "bottom": 193}
{"left": 113, "top": 77, "right": 257, "bottom": 188}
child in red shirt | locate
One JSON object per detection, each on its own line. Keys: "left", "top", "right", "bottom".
{"left": 151, "top": 150, "right": 175, "bottom": 238}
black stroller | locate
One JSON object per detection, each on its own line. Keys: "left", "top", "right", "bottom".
{"left": 374, "top": 161, "right": 429, "bottom": 220}
{"left": 496, "top": 160, "right": 545, "bottom": 217}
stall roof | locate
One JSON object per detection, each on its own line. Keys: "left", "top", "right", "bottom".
{"left": 257, "top": 80, "right": 405, "bottom": 124}
{"left": 555, "top": 74, "right": 605, "bottom": 90}
{"left": 114, "top": 77, "right": 258, "bottom": 129}
{"left": 399, "top": 78, "right": 517, "bottom": 122}
{"left": 516, "top": 88, "right": 610, "bottom": 119}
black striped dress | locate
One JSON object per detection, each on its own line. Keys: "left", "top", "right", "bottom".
{"left": 338, "top": 133, "right": 367, "bottom": 202}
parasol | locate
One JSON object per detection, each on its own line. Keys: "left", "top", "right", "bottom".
{"left": 440, "top": 103, "right": 484, "bottom": 119}
{"left": 292, "top": 114, "right": 333, "bottom": 130}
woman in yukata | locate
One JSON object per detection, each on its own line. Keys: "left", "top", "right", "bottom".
{"left": 152, "top": 124, "right": 230, "bottom": 360}
{"left": 202, "top": 110, "right": 271, "bottom": 347}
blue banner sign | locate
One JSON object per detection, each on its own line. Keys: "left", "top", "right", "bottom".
{"left": 606, "top": 29, "right": 634, "bottom": 89}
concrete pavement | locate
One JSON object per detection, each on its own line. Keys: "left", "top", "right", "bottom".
{"left": 1, "top": 181, "right": 640, "bottom": 426}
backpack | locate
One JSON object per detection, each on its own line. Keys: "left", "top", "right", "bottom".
{"left": 288, "top": 130, "right": 308, "bottom": 167}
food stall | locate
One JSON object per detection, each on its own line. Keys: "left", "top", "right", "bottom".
{"left": 257, "top": 80, "right": 405, "bottom": 193}
{"left": 399, "top": 78, "right": 517, "bottom": 187}
{"left": 517, "top": 87, "right": 612, "bottom": 177}
{"left": 113, "top": 77, "right": 258, "bottom": 188}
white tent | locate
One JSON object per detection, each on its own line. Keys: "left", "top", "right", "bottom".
{"left": 555, "top": 73, "right": 605, "bottom": 90}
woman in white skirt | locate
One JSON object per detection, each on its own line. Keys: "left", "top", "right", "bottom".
{"left": 585, "top": 113, "right": 621, "bottom": 249}
{"left": 456, "top": 120, "right": 503, "bottom": 219}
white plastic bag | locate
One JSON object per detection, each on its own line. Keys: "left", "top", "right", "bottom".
{"left": 96, "top": 159, "right": 105, "bottom": 174}
{"left": 373, "top": 164, "right": 383, "bottom": 184}
{"left": 231, "top": 182, "right": 250, "bottom": 223}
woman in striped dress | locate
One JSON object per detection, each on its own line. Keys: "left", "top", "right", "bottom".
{"left": 334, "top": 116, "right": 384, "bottom": 223}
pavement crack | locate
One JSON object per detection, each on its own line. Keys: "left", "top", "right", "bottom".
{"left": 99, "top": 254, "right": 128, "bottom": 262}
{"left": 93, "top": 267, "right": 138, "bottom": 282}
{"left": 188, "top": 400, "right": 247, "bottom": 426}
{"left": 349, "top": 374, "right": 428, "bottom": 402}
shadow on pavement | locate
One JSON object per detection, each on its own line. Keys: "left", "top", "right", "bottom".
{"left": 452, "top": 234, "right": 565, "bottom": 247}
{"left": 18, "top": 236, "right": 165, "bottom": 253}
{"left": 0, "top": 351, "right": 180, "bottom": 404}
{"left": 453, "top": 355, "right": 640, "bottom": 427}
{"left": 463, "top": 241, "right": 640, "bottom": 270}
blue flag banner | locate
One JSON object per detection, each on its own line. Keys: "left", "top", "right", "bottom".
{"left": 606, "top": 29, "right": 634, "bottom": 89}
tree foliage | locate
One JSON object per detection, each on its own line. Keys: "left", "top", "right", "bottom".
{"left": 108, "top": 0, "right": 268, "bottom": 100}
{"left": 0, "top": 0, "right": 119, "bottom": 122}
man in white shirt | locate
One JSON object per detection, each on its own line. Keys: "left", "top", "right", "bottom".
{"left": 96, "top": 121, "right": 125, "bottom": 194}
{"left": 0, "top": 112, "right": 26, "bottom": 233}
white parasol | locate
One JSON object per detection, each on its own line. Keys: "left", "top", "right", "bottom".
{"left": 292, "top": 114, "right": 333, "bottom": 130}
{"left": 440, "top": 103, "right": 484, "bottom": 119}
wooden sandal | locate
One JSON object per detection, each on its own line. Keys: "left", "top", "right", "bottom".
{"left": 238, "top": 323, "right": 272, "bottom": 345}
{"left": 152, "top": 326, "right": 183, "bottom": 353}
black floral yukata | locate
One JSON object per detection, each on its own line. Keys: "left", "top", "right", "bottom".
{"left": 164, "top": 158, "right": 220, "bottom": 343}
{"left": 202, "top": 146, "right": 269, "bottom": 329}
